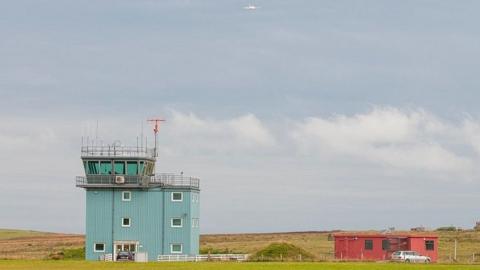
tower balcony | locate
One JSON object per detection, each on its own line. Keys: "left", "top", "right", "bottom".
{"left": 81, "top": 145, "right": 155, "bottom": 159}
{"left": 75, "top": 173, "right": 200, "bottom": 190}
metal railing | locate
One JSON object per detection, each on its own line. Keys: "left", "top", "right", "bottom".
{"left": 81, "top": 145, "right": 155, "bottom": 158}
{"left": 76, "top": 173, "right": 200, "bottom": 189}
{"left": 157, "top": 254, "right": 248, "bottom": 262}
{"left": 153, "top": 174, "right": 200, "bottom": 188}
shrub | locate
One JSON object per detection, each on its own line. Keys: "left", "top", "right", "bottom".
{"left": 436, "top": 226, "right": 459, "bottom": 232}
{"left": 48, "top": 247, "right": 85, "bottom": 260}
{"left": 250, "top": 242, "right": 314, "bottom": 261}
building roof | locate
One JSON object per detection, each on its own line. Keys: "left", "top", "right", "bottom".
{"left": 333, "top": 231, "right": 438, "bottom": 238}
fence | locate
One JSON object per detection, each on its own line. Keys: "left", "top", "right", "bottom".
{"left": 76, "top": 173, "right": 200, "bottom": 189}
{"left": 157, "top": 254, "right": 248, "bottom": 262}
{"left": 81, "top": 145, "right": 155, "bottom": 158}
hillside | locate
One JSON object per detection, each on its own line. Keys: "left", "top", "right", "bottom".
{"left": 0, "top": 229, "right": 83, "bottom": 259}
{"left": 1, "top": 229, "right": 479, "bottom": 263}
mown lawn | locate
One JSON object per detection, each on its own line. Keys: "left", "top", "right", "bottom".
{"left": 1, "top": 261, "right": 480, "bottom": 270}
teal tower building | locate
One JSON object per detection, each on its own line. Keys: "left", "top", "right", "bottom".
{"left": 76, "top": 124, "right": 200, "bottom": 262}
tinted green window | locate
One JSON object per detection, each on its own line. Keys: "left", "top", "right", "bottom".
{"left": 87, "top": 161, "right": 99, "bottom": 174}
{"left": 139, "top": 161, "right": 144, "bottom": 175}
{"left": 99, "top": 161, "right": 112, "bottom": 175}
{"left": 365, "top": 240, "right": 373, "bottom": 250}
{"left": 114, "top": 161, "right": 125, "bottom": 174}
{"left": 127, "top": 162, "right": 138, "bottom": 175}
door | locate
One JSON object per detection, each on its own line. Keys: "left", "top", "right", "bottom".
{"left": 113, "top": 241, "right": 138, "bottom": 261}
{"left": 116, "top": 243, "right": 136, "bottom": 252}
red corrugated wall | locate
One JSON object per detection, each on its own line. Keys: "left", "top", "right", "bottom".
{"left": 334, "top": 234, "right": 438, "bottom": 262}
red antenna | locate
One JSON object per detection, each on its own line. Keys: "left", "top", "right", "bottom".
{"left": 147, "top": 118, "right": 166, "bottom": 157}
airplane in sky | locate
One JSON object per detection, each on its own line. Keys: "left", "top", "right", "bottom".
{"left": 244, "top": 4, "right": 259, "bottom": 10}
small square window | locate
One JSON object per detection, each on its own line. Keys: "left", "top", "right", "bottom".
{"left": 172, "top": 192, "right": 183, "bottom": 202}
{"left": 365, "top": 240, "right": 373, "bottom": 250}
{"left": 425, "top": 240, "right": 435, "bottom": 250}
{"left": 94, "top": 243, "right": 105, "bottom": 252}
{"left": 171, "top": 244, "right": 182, "bottom": 254}
{"left": 171, "top": 218, "right": 182, "bottom": 227}
{"left": 122, "top": 191, "right": 131, "bottom": 201}
{"left": 122, "top": 218, "right": 131, "bottom": 227}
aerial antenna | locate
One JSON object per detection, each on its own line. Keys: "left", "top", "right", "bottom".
{"left": 147, "top": 118, "right": 166, "bottom": 157}
{"left": 141, "top": 121, "right": 144, "bottom": 149}
{"left": 95, "top": 120, "right": 99, "bottom": 147}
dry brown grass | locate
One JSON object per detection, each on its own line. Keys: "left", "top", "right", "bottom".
{"left": 1, "top": 229, "right": 479, "bottom": 263}
{"left": 201, "top": 231, "right": 335, "bottom": 260}
{"left": 0, "top": 233, "right": 84, "bottom": 260}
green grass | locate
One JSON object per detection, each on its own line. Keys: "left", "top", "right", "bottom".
{"left": 0, "top": 229, "right": 50, "bottom": 240}
{"left": 1, "top": 261, "right": 480, "bottom": 270}
{"left": 48, "top": 248, "right": 85, "bottom": 260}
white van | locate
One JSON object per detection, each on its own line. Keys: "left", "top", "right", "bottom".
{"left": 391, "top": 251, "right": 431, "bottom": 263}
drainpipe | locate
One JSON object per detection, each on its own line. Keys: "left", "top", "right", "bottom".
{"left": 111, "top": 188, "right": 115, "bottom": 259}
{"left": 162, "top": 190, "right": 165, "bottom": 254}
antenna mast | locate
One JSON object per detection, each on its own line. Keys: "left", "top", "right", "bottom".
{"left": 147, "top": 118, "right": 166, "bottom": 157}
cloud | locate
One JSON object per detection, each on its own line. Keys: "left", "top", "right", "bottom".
{"left": 163, "top": 111, "right": 276, "bottom": 155}
{"left": 291, "top": 107, "right": 475, "bottom": 174}
{"left": 0, "top": 119, "right": 58, "bottom": 151}
{"left": 227, "top": 114, "right": 276, "bottom": 147}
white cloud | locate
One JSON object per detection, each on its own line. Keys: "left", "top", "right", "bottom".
{"left": 227, "top": 114, "right": 276, "bottom": 147}
{"left": 2, "top": 108, "right": 480, "bottom": 233}
{"left": 291, "top": 107, "right": 476, "bottom": 174}
{"left": 163, "top": 111, "right": 276, "bottom": 155}
{"left": 0, "top": 120, "right": 57, "bottom": 151}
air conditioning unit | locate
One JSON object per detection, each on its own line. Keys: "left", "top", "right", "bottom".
{"left": 115, "top": 176, "right": 125, "bottom": 184}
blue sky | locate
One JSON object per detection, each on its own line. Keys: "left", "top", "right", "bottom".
{"left": 1, "top": 0, "right": 479, "bottom": 233}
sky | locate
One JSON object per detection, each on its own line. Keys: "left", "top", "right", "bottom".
{"left": 1, "top": 0, "right": 480, "bottom": 234}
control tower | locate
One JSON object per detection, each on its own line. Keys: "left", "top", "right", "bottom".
{"left": 76, "top": 121, "right": 200, "bottom": 261}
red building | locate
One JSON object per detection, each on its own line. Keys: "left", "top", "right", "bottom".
{"left": 334, "top": 233, "right": 438, "bottom": 262}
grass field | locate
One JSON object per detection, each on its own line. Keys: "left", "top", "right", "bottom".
{"left": 1, "top": 261, "right": 480, "bottom": 270}
{"left": 0, "top": 230, "right": 83, "bottom": 260}
{"left": 1, "top": 229, "right": 480, "bottom": 263}
{"left": 0, "top": 230, "right": 52, "bottom": 240}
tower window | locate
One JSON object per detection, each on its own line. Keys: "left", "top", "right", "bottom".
{"left": 87, "top": 161, "right": 99, "bottom": 174}
{"left": 114, "top": 161, "right": 125, "bottom": 174}
{"left": 127, "top": 161, "right": 138, "bottom": 175}
{"left": 139, "top": 161, "right": 145, "bottom": 175}
{"left": 122, "top": 218, "right": 131, "bottom": 227}
{"left": 122, "top": 191, "right": 131, "bottom": 201}
{"left": 100, "top": 161, "right": 112, "bottom": 175}
{"left": 172, "top": 192, "right": 183, "bottom": 202}
{"left": 171, "top": 218, "right": 183, "bottom": 227}
{"left": 365, "top": 240, "right": 373, "bottom": 250}
{"left": 171, "top": 244, "right": 183, "bottom": 254}
{"left": 94, "top": 243, "right": 105, "bottom": 252}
